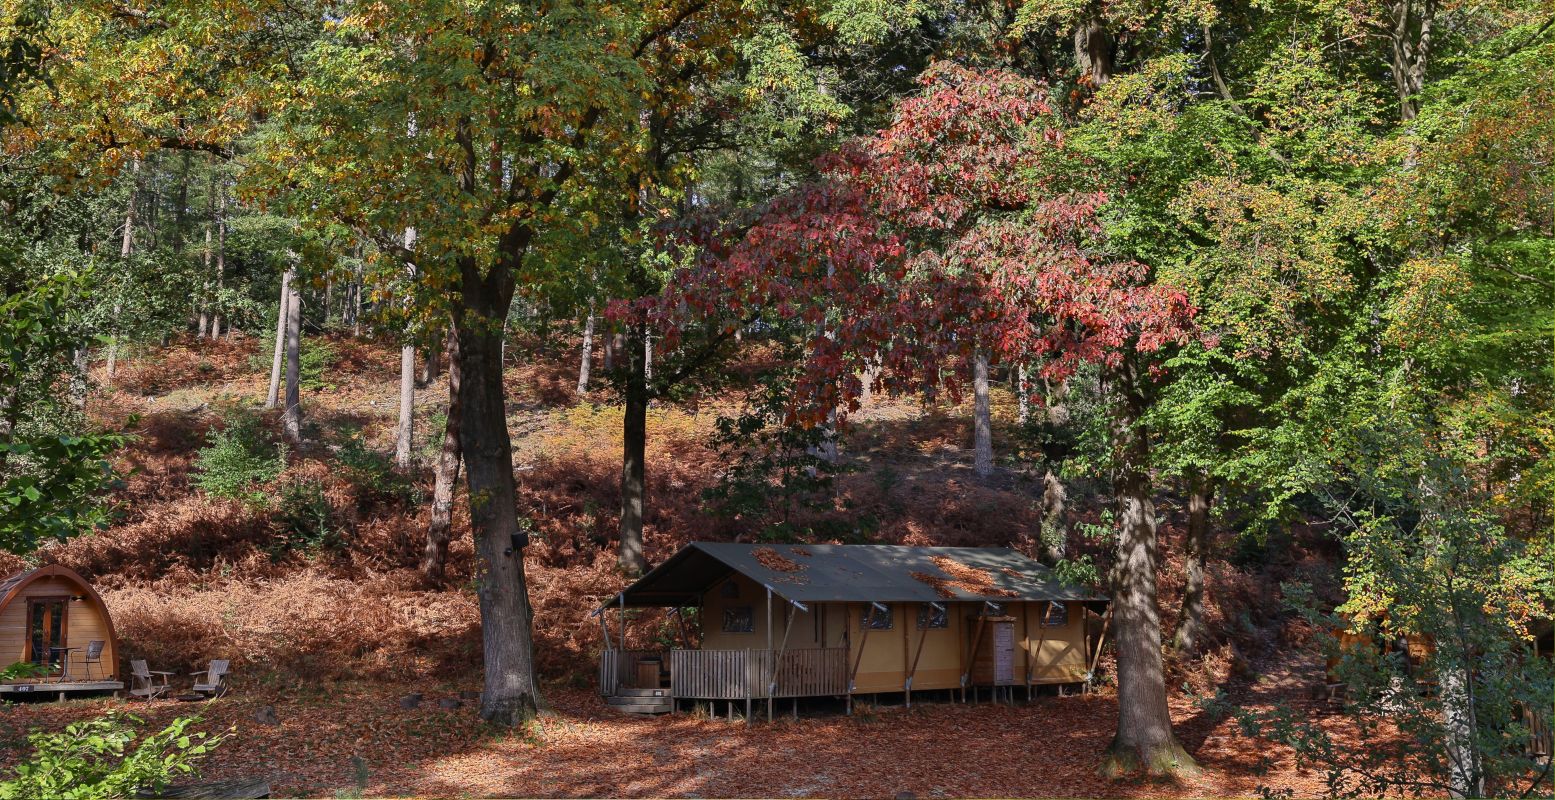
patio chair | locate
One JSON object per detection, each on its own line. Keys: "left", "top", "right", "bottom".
{"left": 81, "top": 640, "right": 106, "bottom": 681}
{"left": 189, "top": 659, "right": 230, "bottom": 697}
{"left": 129, "top": 660, "right": 173, "bottom": 700}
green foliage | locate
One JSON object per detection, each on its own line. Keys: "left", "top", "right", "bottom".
{"left": 192, "top": 410, "right": 286, "bottom": 501}
{"left": 0, "top": 661, "right": 45, "bottom": 682}
{"left": 0, "top": 266, "right": 124, "bottom": 554}
{"left": 270, "top": 477, "right": 343, "bottom": 558}
{"left": 247, "top": 332, "right": 340, "bottom": 391}
{"left": 702, "top": 366, "right": 862, "bottom": 542}
{"left": 1049, "top": 555, "right": 1101, "bottom": 589}
{"left": 334, "top": 428, "right": 419, "bottom": 506}
{"left": 0, "top": 713, "right": 226, "bottom": 800}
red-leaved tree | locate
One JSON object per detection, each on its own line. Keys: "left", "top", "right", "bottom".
{"left": 639, "top": 62, "right": 1202, "bottom": 774}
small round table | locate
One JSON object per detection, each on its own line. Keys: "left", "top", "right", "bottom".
{"left": 49, "top": 647, "right": 80, "bottom": 683}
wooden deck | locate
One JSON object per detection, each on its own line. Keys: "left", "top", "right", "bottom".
{"left": 599, "top": 648, "right": 847, "bottom": 704}
{"left": 0, "top": 680, "right": 124, "bottom": 699}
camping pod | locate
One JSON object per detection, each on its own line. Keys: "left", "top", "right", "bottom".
{"left": 0, "top": 565, "right": 123, "bottom": 695}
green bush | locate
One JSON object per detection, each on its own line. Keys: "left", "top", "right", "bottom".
{"left": 247, "top": 333, "right": 340, "bottom": 390}
{"left": 0, "top": 713, "right": 226, "bottom": 800}
{"left": 270, "top": 477, "right": 344, "bottom": 558}
{"left": 336, "top": 429, "right": 420, "bottom": 506}
{"left": 192, "top": 411, "right": 286, "bottom": 500}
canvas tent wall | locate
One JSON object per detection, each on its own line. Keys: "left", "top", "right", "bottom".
{"left": 602, "top": 543, "right": 1108, "bottom": 702}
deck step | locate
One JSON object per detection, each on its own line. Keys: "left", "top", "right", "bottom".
{"left": 606, "top": 696, "right": 672, "bottom": 714}
{"left": 611, "top": 687, "right": 669, "bottom": 698}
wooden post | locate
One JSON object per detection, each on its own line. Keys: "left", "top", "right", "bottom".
{"left": 618, "top": 593, "right": 627, "bottom": 653}
{"left": 765, "top": 588, "right": 779, "bottom": 720}
{"left": 1026, "top": 601, "right": 1053, "bottom": 691}
{"left": 902, "top": 604, "right": 912, "bottom": 707}
{"left": 963, "top": 614, "right": 987, "bottom": 703}
{"left": 906, "top": 602, "right": 938, "bottom": 708}
{"left": 1087, "top": 608, "right": 1113, "bottom": 677}
{"left": 848, "top": 603, "right": 883, "bottom": 711}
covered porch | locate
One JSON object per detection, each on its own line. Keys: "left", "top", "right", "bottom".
{"left": 598, "top": 647, "right": 848, "bottom": 714}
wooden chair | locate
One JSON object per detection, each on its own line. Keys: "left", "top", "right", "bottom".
{"left": 81, "top": 640, "right": 106, "bottom": 681}
{"left": 129, "top": 660, "right": 173, "bottom": 700}
{"left": 189, "top": 659, "right": 230, "bottom": 697}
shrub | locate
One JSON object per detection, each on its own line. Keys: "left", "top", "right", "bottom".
{"left": 0, "top": 713, "right": 225, "bottom": 800}
{"left": 271, "top": 478, "right": 344, "bottom": 558}
{"left": 191, "top": 411, "right": 286, "bottom": 500}
{"left": 246, "top": 333, "right": 340, "bottom": 390}
{"left": 336, "top": 430, "right": 419, "bottom": 506}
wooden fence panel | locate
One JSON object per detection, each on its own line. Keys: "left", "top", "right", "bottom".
{"left": 667, "top": 648, "right": 846, "bottom": 699}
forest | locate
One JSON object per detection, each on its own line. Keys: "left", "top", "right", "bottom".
{"left": 0, "top": 0, "right": 1550, "bottom": 797}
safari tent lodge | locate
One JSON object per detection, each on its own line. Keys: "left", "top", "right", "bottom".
{"left": 597, "top": 543, "right": 1109, "bottom": 716}
{"left": 0, "top": 565, "right": 123, "bottom": 699}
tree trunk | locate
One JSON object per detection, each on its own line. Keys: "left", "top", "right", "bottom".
{"left": 453, "top": 260, "right": 540, "bottom": 725}
{"left": 198, "top": 216, "right": 213, "bottom": 338}
{"left": 266, "top": 269, "right": 292, "bottom": 409}
{"left": 1389, "top": 0, "right": 1436, "bottom": 121}
{"left": 1041, "top": 468, "right": 1068, "bottom": 563}
{"left": 281, "top": 272, "right": 303, "bottom": 443}
{"left": 211, "top": 183, "right": 227, "bottom": 337}
{"left": 105, "top": 158, "right": 139, "bottom": 387}
{"left": 577, "top": 307, "right": 595, "bottom": 394}
{"left": 1100, "top": 366, "right": 1196, "bottom": 778}
{"left": 423, "top": 327, "right": 462, "bottom": 588}
{"left": 396, "top": 342, "right": 415, "bottom": 468}
{"left": 1017, "top": 364, "right": 1030, "bottom": 425}
{"left": 601, "top": 330, "right": 615, "bottom": 373}
{"left": 1440, "top": 657, "right": 1483, "bottom": 797}
{"left": 972, "top": 350, "right": 993, "bottom": 478}
{"left": 419, "top": 334, "right": 441, "bottom": 387}
{"left": 1172, "top": 471, "right": 1215, "bottom": 657}
{"left": 1073, "top": 15, "right": 1114, "bottom": 88}
{"left": 618, "top": 322, "right": 649, "bottom": 575}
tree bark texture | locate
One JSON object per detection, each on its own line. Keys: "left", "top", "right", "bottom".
{"left": 396, "top": 343, "right": 415, "bottom": 467}
{"left": 973, "top": 350, "right": 993, "bottom": 478}
{"left": 266, "top": 269, "right": 292, "bottom": 410}
{"left": 281, "top": 273, "right": 302, "bottom": 443}
{"left": 104, "top": 158, "right": 139, "bottom": 387}
{"left": 618, "top": 322, "right": 649, "bottom": 575}
{"left": 577, "top": 308, "right": 595, "bottom": 394}
{"left": 1100, "top": 365, "right": 1196, "bottom": 778}
{"left": 423, "top": 327, "right": 462, "bottom": 588}
{"left": 453, "top": 255, "right": 540, "bottom": 726}
{"left": 1172, "top": 471, "right": 1215, "bottom": 656}
{"left": 1390, "top": 0, "right": 1436, "bottom": 121}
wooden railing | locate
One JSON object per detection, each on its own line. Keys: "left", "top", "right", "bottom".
{"left": 669, "top": 648, "right": 847, "bottom": 700}
{"left": 597, "top": 650, "right": 667, "bottom": 696}
{"left": 1527, "top": 706, "right": 1552, "bottom": 758}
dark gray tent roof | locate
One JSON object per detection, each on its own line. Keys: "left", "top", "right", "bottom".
{"left": 607, "top": 543, "right": 1107, "bottom": 609}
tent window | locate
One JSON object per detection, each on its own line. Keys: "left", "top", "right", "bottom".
{"left": 982, "top": 602, "right": 1006, "bottom": 617}
{"left": 722, "top": 606, "right": 753, "bottom": 633}
{"left": 917, "top": 604, "right": 948, "bottom": 630}
{"left": 1043, "top": 602, "right": 1069, "bottom": 626}
{"left": 860, "top": 605, "right": 893, "bottom": 630}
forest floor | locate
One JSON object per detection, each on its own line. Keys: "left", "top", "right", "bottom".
{"left": 0, "top": 648, "right": 1346, "bottom": 798}
{"left": 0, "top": 334, "right": 1352, "bottom": 797}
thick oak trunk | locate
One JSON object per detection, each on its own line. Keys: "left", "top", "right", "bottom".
{"left": 1073, "top": 16, "right": 1114, "bottom": 88}
{"left": 972, "top": 351, "right": 993, "bottom": 478}
{"left": 423, "top": 328, "right": 462, "bottom": 588}
{"left": 1172, "top": 472, "right": 1214, "bottom": 656}
{"left": 618, "top": 324, "right": 649, "bottom": 575}
{"left": 1101, "top": 369, "right": 1195, "bottom": 778}
{"left": 454, "top": 264, "right": 540, "bottom": 725}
